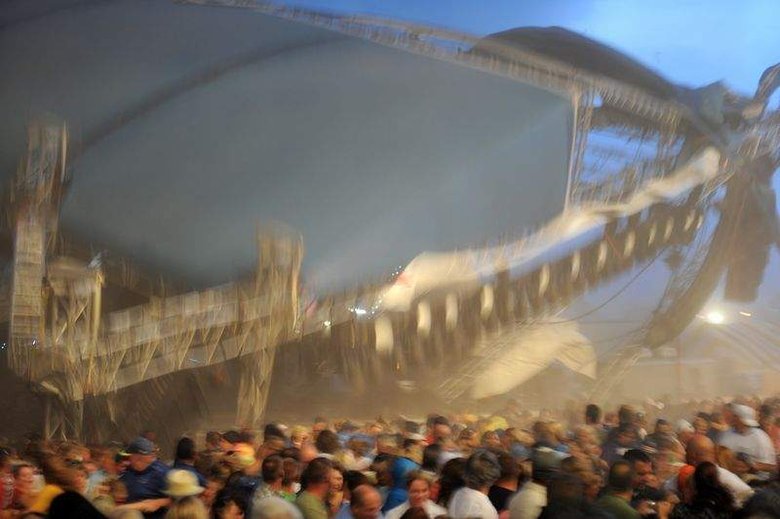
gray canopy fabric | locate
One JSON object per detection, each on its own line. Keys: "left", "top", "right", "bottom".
{"left": 0, "top": 0, "right": 573, "bottom": 291}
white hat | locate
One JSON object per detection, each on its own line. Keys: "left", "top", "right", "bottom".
{"left": 732, "top": 404, "right": 759, "bottom": 427}
{"left": 675, "top": 419, "right": 695, "bottom": 434}
{"left": 164, "top": 469, "right": 205, "bottom": 498}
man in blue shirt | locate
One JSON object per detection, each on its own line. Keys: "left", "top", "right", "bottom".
{"left": 120, "top": 437, "right": 171, "bottom": 518}
{"left": 172, "top": 437, "right": 207, "bottom": 487}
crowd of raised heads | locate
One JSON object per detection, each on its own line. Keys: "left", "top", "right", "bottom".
{"left": 1, "top": 397, "right": 780, "bottom": 519}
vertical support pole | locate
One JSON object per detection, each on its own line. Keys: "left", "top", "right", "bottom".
{"left": 236, "top": 230, "right": 303, "bottom": 428}
{"left": 8, "top": 120, "right": 71, "bottom": 439}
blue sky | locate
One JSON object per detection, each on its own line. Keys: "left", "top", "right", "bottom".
{"left": 285, "top": 0, "right": 780, "bottom": 93}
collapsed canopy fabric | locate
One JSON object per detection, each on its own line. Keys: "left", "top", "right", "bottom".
{"left": 0, "top": 0, "right": 573, "bottom": 291}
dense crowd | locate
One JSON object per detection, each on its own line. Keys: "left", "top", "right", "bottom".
{"left": 1, "top": 397, "right": 779, "bottom": 519}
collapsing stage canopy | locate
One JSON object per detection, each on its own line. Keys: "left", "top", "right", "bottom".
{"left": 0, "top": 0, "right": 573, "bottom": 291}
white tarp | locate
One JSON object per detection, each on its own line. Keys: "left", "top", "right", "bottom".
{"left": 382, "top": 147, "right": 721, "bottom": 311}
{"left": 469, "top": 319, "right": 596, "bottom": 400}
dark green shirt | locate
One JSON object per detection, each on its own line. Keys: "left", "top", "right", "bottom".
{"left": 296, "top": 491, "right": 329, "bottom": 519}
{"left": 596, "top": 493, "right": 641, "bottom": 519}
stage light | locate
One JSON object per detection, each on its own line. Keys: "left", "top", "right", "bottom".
{"left": 704, "top": 311, "right": 725, "bottom": 324}
{"left": 323, "top": 320, "right": 331, "bottom": 328}
{"left": 353, "top": 307, "right": 367, "bottom": 316}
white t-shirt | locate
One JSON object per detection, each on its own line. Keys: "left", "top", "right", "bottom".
{"left": 719, "top": 427, "right": 777, "bottom": 465}
{"left": 448, "top": 487, "right": 498, "bottom": 519}
{"left": 664, "top": 466, "right": 754, "bottom": 506}
{"left": 508, "top": 481, "right": 546, "bottom": 519}
{"left": 385, "top": 500, "right": 447, "bottom": 519}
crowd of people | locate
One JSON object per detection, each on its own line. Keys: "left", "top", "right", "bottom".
{"left": 1, "top": 396, "right": 779, "bottom": 519}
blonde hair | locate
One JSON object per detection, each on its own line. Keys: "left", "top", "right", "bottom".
{"left": 165, "top": 496, "right": 208, "bottom": 519}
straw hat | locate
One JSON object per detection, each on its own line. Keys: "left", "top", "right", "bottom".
{"left": 164, "top": 470, "right": 205, "bottom": 499}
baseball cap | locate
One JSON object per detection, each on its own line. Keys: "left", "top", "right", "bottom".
{"left": 675, "top": 419, "right": 695, "bottom": 434}
{"left": 126, "top": 437, "right": 155, "bottom": 455}
{"left": 732, "top": 404, "right": 759, "bottom": 427}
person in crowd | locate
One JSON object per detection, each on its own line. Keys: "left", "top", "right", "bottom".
{"left": 11, "top": 463, "right": 38, "bottom": 511}
{"left": 48, "top": 490, "right": 106, "bottom": 519}
{"left": 258, "top": 426, "right": 287, "bottom": 463}
{"left": 383, "top": 471, "right": 445, "bottom": 519}
{"left": 419, "top": 445, "right": 441, "bottom": 480}
{"left": 597, "top": 460, "right": 672, "bottom": 519}
{"left": 718, "top": 404, "right": 777, "bottom": 474}
{"left": 537, "top": 473, "right": 609, "bottom": 519}
{"left": 425, "top": 417, "right": 451, "bottom": 447}
{"left": 0, "top": 449, "right": 13, "bottom": 514}
{"left": 253, "top": 455, "right": 286, "bottom": 505}
{"left": 290, "top": 428, "right": 310, "bottom": 451}
{"left": 508, "top": 447, "right": 560, "bottom": 519}
{"left": 692, "top": 414, "right": 712, "bottom": 439}
{"left": 647, "top": 420, "right": 680, "bottom": 451}
{"left": 92, "top": 476, "right": 122, "bottom": 515}
{"left": 395, "top": 507, "right": 426, "bottom": 519}
{"left": 279, "top": 458, "right": 300, "bottom": 502}
{"left": 501, "top": 429, "right": 530, "bottom": 461}
{"left": 28, "top": 450, "right": 83, "bottom": 516}
{"left": 596, "top": 460, "right": 642, "bottom": 519}
{"left": 488, "top": 451, "right": 519, "bottom": 513}
{"left": 296, "top": 458, "right": 332, "bottom": 519}
{"left": 165, "top": 495, "right": 208, "bottom": 519}
{"left": 223, "top": 444, "right": 262, "bottom": 508}
{"left": 315, "top": 432, "right": 341, "bottom": 463}
{"left": 666, "top": 434, "right": 753, "bottom": 507}
{"left": 382, "top": 452, "right": 420, "bottom": 513}
{"left": 196, "top": 433, "right": 224, "bottom": 478}
{"left": 735, "top": 468, "right": 780, "bottom": 518}
{"left": 333, "top": 471, "right": 371, "bottom": 519}
{"left": 342, "top": 485, "right": 382, "bottom": 519}
{"left": 327, "top": 464, "right": 347, "bottom": 517}
{"left": 585, "top": 405, "right": 606, "bottom": 443}
{"left": 120, "top": 437, "right": 171, "bottom": 519}
{"left": 164, "top": 470, "right": 205, "bottom": 503}
{"left": 212, "top": 488, "right": 247, "bottom": 519}
{"left": 676, "top": 421, "right": 697, "bottom": 449}
{"left": 670, "top": 462, "right": 734, "bottom": 519}
{"left": 10, "top": 396, "right": 780, "bottom": 518}
{"left": 370, "top": 455, "right": 395, "bottom": 506}
{"left": 623, "top": 449, "right": 665, "bottom": 506}
{"left": 202, "top": 464, "right": 231, "bottom": 511}
{"left": 174, "top": 439, "right": 207, "bottom": 489}
{"left": 602, "top": 424, "right": 639, "bottom": 465}
{"left": 253, "top": 495, "right": 302, "bottom": 519}
{"left": 457, "top": 427, "right": 481, "bottom": 458}
{"left": 343, "top": 439, "right": 371, "bottom": 472}
{"left": 448, "top": 450, "right": 500, "bottom": 519}
{"left": 758, "top": 406, "right": 780, "bottom": 453}
{"left": 434, "top": 458, "right": 465, "bottom": 509}
{"left": 481, "top": 432, "right": 502, "bottom": 452}
{"left": 312, "top": 419, "right": 329, "bottom": 442}
{"left": 709, "top": 412, "right": 730, "bottom": 440}
{"left": 375, "top": 436, "right": 399, "bottom": 459}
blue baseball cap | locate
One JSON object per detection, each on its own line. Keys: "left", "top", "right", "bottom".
{"left": 126, "top": 437, "right": 155, "bottom": 455}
